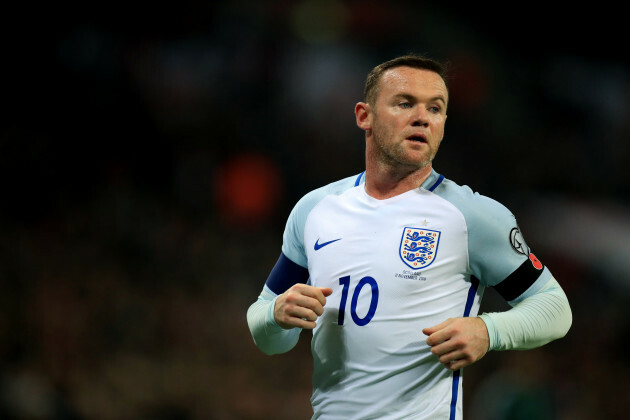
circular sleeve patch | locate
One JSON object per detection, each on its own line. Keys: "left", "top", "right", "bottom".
{"left": 509, "top": 227, "right": 530, "bottom": 256}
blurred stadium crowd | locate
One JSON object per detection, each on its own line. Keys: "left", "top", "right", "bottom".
{"left": 2, "top": 1, "right": 629, "bottom": 418}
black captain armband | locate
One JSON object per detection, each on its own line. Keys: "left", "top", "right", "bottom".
{"left": 265, "top": 253, "right": 310, "bottom": 295}
{"left": 494, "top": 254, "right": 545, "bottom": 302}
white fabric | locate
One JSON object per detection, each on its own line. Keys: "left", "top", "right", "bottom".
{"left": 247, "top": 170, "right": 569, "bottom": 420}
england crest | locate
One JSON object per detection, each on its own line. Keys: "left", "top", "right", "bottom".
{"left": 399, "top": 227, "right": 441, "bottom": 270}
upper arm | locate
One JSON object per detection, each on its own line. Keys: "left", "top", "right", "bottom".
{"left": 265, "top": 252, "right": 310, "bottom": 295}
{"left": 464, "top": 195, "right": 551, "bottom": 302}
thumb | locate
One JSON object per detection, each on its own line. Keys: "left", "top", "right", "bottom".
{"left": 320, "top": 287, "right": 333, "bottom": 297}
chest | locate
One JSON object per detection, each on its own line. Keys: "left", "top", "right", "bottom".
{"left": 303, "top": 190, "right": 470, "bottom": 288}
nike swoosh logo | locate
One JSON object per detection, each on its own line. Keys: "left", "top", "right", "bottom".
{"left": 314, "top": 238, "right": 342, "bottom": 251}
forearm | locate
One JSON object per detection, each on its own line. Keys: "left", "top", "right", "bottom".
{"left": 480, "top": 277, "right": 572, "bottom": 351}
{"left": 247, "top": 286, "right": 301, "bottom": 355}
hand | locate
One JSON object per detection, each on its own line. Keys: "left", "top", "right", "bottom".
{"left": 274, "top": 284, "right": 333, "bottom": 330}
{"left": 422, "top": 317, "right": 489, "bottom": 371}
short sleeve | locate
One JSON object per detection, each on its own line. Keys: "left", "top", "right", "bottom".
{"left": 431, "top": 179, "right": 551, "bottom": 297}
{"left": 281, "top": 174, "right": 364, "bottom": 269}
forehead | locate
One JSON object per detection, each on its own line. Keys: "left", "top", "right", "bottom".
{"left": 378, "top": 66, "right": 448, "bottom": 102}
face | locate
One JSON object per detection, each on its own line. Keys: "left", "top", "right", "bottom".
{"left": 358, "top": 66, "right": 448, "bottom": 171}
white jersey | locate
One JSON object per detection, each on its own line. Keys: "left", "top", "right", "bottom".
{"left": 279, "top": 170, "right": 551, "bottom": 420}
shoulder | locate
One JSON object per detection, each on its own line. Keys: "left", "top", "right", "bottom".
{"left": 431, "top": 174, "right": 533, "bottom": 286}
{"left": 431, "top": 177, "right": 515, "bottom": 223}
{"left": 293, "top": 172, "right": 364, "bottom": 215}
{"left": 282, "top": 173, "right": 364, "bottom": 266}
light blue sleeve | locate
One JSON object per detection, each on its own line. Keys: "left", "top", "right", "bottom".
{"left": 431, "top": 177, "right": 571, "bottom": 351}
{"left": 246, "top": 285, "right": 302, "bottom": 355}
{"left": 480, "top": 277, "right": 572, "bottom": 350}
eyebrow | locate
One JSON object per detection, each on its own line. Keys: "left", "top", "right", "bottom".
{"left": 393, "top": 93, "right": 447, "bottom": 105}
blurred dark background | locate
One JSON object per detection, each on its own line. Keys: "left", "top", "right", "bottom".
{"left": 1, "top": 1, "right": 629, "bottom": 418}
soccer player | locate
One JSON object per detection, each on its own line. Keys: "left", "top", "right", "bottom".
{"left": 247, "top": 54, "right": 572, "bottom": 419}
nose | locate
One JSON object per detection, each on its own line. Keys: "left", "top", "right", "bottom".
{"left": 411, "top": 108, "right": 429, "bottom": 127}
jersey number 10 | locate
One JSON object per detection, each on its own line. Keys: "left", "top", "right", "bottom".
{"left": 338, "top": 276, "right": 379, "bottom": 326}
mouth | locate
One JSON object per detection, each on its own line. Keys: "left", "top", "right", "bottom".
{"left": 406, "top": 134, "right": 427, "bottom": 143}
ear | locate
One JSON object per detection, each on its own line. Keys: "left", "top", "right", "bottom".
{"left": 355, "top": 102, "right": 372, "bottom": 131}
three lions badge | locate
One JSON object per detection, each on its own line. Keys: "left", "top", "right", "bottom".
{"left": 399, "top": 227, "right": 441, "bottom": 270}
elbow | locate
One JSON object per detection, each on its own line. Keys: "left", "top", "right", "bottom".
{"left": 258, "top": 343, "right": 281, "bottom": 356}
{"left": 252, "top": 335, "right": 293, "bottom": 356}
{"left": 551, "top": 299, "right": 573, "bottom": 341}
{"left": 558, "top": 302, "right": 573, "bottom": 338}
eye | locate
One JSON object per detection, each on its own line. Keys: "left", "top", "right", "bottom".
{"left": 428, "top": 106, "right": 441, "bottom": 113}
{"left": 398, "top": 102, "right": 412, "bottom": 109}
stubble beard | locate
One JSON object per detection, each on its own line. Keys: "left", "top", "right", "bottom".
{"left": 371, "top": 123, "right": 438, "bottom": 173}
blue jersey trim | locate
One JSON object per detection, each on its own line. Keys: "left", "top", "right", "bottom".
{"left": 428, "top": 174, "right": 445, "bottom": 192}
{"left": 449, "top": 278, "right": 479, "bottom": 420}
{"left": 354, "top": 171, "right": 365, "bottom": 186}
{"left": 450, "top": 371, "right": 461, "bottom": 420}
{"left": 265, "top": 252, "right": 310, "bottom": 295}
{"left": 463, "top": 277, "right": 479, "bottom": 317}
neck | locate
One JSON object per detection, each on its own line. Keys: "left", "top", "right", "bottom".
{"left": 364, "top": 161, "right": 433, "bottom": 200}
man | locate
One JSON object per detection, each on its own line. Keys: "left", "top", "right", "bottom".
{"left": 247, "top": 54, "right": 572, "bottom": 420}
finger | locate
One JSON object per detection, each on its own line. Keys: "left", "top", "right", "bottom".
{"left": 283, "top": 316, "right": 317, "bottom": 330}
{"left": 444, "top": 357, "right": 471, "bottom": 371}
{"left": 287, "top": 304, "right": 319, "bottom": 322}
{"left": 296, "top": 285, "right": 330, "bottom": 306}
{"left": 275, "top": 309, "right": 316, "bottom": 329}
{"left": 429, "top": 339, "right": 457, "bottom": 357}
{"left": 299, "top": 295, "right": 327, "bottom": 316}
{"left": 295, "top": 319, "right": 317, "bottom": 330}
{"left": 436, "top": 347, "right": 465, "bottom": 364}
{"left": 320, "top": 287, "right": 333, "bottom": 297}
{"left": 284, "top": 290, "right": 326, "bottom": 315}
{"left": 435, "top": 346, "right": 479, "bottom": 370}
{"left": 422, "top": 318, "right": 453, "bottom": 336}
{"left": 429, "top": 345, "right": 467, "bottom": 370}
{"left": 275, "top": 304, "right": 319, "bottom": 330}
{"left": 425, "top": 328, "right": 454, "bottom": 347}
{"left": 445, "top": 359, "right": 470, "bottom": 371}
